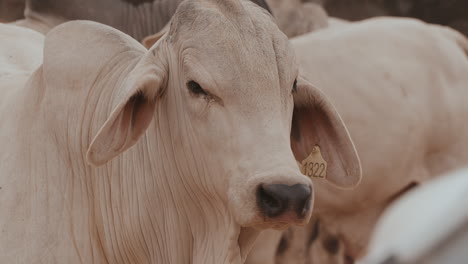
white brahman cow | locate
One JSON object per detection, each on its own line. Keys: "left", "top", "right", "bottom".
{"left": 0, "top": 1, "right": 361, "bottom": 263}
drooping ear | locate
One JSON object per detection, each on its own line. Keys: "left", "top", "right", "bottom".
{"left": 291, "top": 77, "right": 362, "bottom": 188}
{"left": 86, "top": 58, "right": 166, "bottom": 167}
{"left": 41, "top": 21, "right": 167, "bottom": 167}
{"left": 142, "top": 22, "right": 170, "bottom": 49}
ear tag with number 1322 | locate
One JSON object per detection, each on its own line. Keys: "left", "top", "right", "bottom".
{"left": 301, "top": 145, "right": 327, "bottom": 179}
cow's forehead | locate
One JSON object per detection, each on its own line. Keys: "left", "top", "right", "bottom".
{"left": 167, "top": 0, "right": 296, "bottom": 88}
{"left": 169, "top": 0, "right": 289, "bottom": 51}
{"left": 170, "top": 0, "right": 272, "bottom": 27}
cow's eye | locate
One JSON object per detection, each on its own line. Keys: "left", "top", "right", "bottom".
{"left": 292, "top": 78, "right": 298, "bottom": 93}
{"left": 187, "top": 80, "right": 208, "bottom": 96}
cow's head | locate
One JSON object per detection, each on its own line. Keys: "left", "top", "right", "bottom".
{"left": 83, "top": 0, "right": 361, "bottom": 229}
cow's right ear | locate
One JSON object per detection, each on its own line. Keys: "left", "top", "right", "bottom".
{"left": 86, "top": 56, "right": 166, "bottom": 167}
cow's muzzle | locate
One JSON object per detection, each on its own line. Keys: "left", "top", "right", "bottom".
{"left": 256, "top": 183, "right": 312, "bottom": 224}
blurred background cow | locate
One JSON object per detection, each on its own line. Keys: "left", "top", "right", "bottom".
{"left": 313, "top": 0, "right": 468, "bottom": 36}
{"left": 1, "top": 0, "right": 466, "bottom": 36}
{"left": 0, "top": 0, "right": 24, "bottom": 22}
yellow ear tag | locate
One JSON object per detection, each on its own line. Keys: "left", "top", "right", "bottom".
{"left": 301, "top": 145, "right": 327, "bottom": 179}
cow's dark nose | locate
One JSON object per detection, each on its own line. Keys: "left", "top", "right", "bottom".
{"left": 256, "top": 184, "right": 311, "bottom": 219}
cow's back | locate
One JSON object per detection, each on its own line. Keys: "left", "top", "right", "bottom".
{"left": 0, "top": 23, "right": 43, "bottom": 75}
{"left": 0, "top": 23, "right": 43, "bottom": 102}
{"left": 0, "top": 23, "right": 47, "bottom": 262}
{"left": 0, "top": 23, "right": 44, "bottom": 156}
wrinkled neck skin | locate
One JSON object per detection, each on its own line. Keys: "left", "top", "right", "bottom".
{"left": 88, "top": 98, "right": 259, "bottom": 264}
{"left": 23, "top": 0, "right": 180, "bottom": 40}
{"left": 20, "top": 56, "right": 259, "bottom": 264}
{"left": 88, "top": 127, "right": 256, "bottom": 264}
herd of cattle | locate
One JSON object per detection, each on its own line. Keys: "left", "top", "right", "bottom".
{"left": 1, "top": 0, "right": 468, "bottom": 264}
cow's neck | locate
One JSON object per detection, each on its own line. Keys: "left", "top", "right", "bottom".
{"left": 84, "top": 99, "right": 259, "bottom": 263}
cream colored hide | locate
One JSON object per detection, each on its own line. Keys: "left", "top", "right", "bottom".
{"left": 14, "top": 0, "right": 271, "bottom": 40}
{"left": 247, "top": 17, "right": 468, "bottom": 264}
{"left": 360, "top": 168, "right": 468, "bottom": 264}
{"left": 327, "top": 17, "right": 349, "bottom": 28}
{"left": 0, "top": 23, "right": 43, "bottom": 108}
{"left": 0, "top": 1, "right": 361, "bottom": 263}
{"left": 266, "top": 0, "right": 329, "bottom": 38}
{"left": 0, "top": 23, "right": 43, "bottom": 72}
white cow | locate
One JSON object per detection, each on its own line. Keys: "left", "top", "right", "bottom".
{"left": 0, "top": 23, "right": 43, "bottom": 74}
{"left": 327, "top": 17, "right": 349, "bottom": 28}
{"left": 295, "top": 18, "right": 468, "bottom": 262}
{"left": 360, "top": 168, "right": 468, "bottom": 264}
{"left": 247, "top": 17, "right": 468, "bottom": 264}
{"left": 265, "top": 0, "right": 329, "bottom": 37}
{"left": 0, "top": 23, "right": 43, "bottom": 118}
{"left": 0, "top": 1, "right": 361, "bottom": 263}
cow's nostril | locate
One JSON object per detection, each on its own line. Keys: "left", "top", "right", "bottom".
{"left": 256, "top": 183, "right": 311, "bottom": 219}
{"left": 298, "top": 192, "right": 312, "bottom": 217}
{"left": 262, "top": 190, "right": 280, "bottom": 209}
{"left": 257, "top": 184, "right": 286, "bottom": 217}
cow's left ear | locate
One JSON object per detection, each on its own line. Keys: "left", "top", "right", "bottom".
{"left": 86, "top": 55, "right": 166, "bottom": 167}
{"left": 291, "top": 77, "right": 362, "bottom": 188}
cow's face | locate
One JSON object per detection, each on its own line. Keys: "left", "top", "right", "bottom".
{"left": 87, "top": 0, "right": 361, "bottom": 229}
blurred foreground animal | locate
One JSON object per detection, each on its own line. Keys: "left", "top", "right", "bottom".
{"left": 247, "top": 17, "right": 468, "bottom": 264}
{"left": 0, "top": 0, "right": 362, "bottom": 263}
{"left": 360, "top": 168, "right": 468, "bottom": 264}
